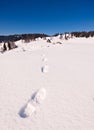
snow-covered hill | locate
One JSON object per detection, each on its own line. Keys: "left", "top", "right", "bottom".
{"left": 0, "top": 37, "right": 94, "bottom": 130}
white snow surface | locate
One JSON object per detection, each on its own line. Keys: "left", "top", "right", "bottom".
{"left": 0, "top": 37, "right": 94, "bottom": 130}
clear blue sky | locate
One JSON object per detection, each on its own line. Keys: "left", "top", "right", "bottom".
{"left": 0, "top": 0, "right": 94, "bottom": 35}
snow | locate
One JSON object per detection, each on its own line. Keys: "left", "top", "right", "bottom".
{"left": 0, "top": 37, "right": 94, "bottom": 130}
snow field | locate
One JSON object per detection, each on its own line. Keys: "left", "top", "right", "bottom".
{"left": 0, "top": 37, "right": 94, "bottom": 130}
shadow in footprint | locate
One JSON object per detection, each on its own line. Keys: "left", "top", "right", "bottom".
{"left": 41, "top": 67, "right": 44, "bottom": 73}
{"left": 31, "top": 91, "right": 38, "bottom": 100}
{"left": 19, "top": 104, "right": 27, "bottom": 118}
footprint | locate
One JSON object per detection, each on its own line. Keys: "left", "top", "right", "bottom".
{"left": 42, "top": 54, "right": 47, "bottom": 62}
{"left": 42, "top": 57, "right": 48, "bottom": 62}
{"left": 23, "top": 101, "right": 36, "bottom": 117}
{"left": 33, "top": 88, "right": 46, "bottom": 104}
{"left": 42, "top": 54, "right": 45, "bottom": 58}
{"left": 19, "top": 100, "right": 36, "bottom": 118}
{"left": 41, "top": 54, "right": 49, "bottom": 73}
{"left": 41, "top": 65, "right": 49, "bottom": 73}
{"left": 19, "top": 88, "right": 46, "bottom": 118}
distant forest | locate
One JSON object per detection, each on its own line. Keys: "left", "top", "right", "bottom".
{"left": 0, "top": 31, "right": 94, "bottom": 43}
{"left": 0, "top": 34, "right": 49, "bottom": 43}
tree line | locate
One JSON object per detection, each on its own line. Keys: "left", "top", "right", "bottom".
{"left": 0, "top": 34, "right": 49, "bottom": 43}
{"left": 71, "top": 31, "right": 94, "bottom": 38}
{"left": 0, "top": 31, "right": 94, "bottom": 43}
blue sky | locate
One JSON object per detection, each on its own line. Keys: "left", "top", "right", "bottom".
{"left": 0, "top": 0, "right": 94, "bottom": 35}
